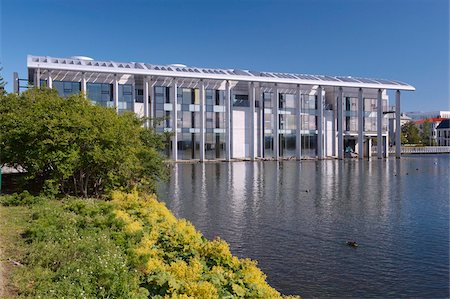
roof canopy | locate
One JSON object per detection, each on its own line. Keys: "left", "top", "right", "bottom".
{"left": 28, "top": 55, "right": 415, "bottom": 91}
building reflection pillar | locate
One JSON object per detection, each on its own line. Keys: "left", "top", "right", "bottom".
{"left": 377, "top": 89, "right": 383, "bottom": 159}
{"left": 273, "top": 84, "right": 279, "bottom": 160}
{"left": 337, "top": 87, "right": 344, "bottom": 159}
{"left": 317, "top": 85, "right": 324, "bottom": 159}
{"left": 172, "top": 80, "right": 178, "bottom": 161}
{"left": 395, "top": 90, "right": 401, "bottom": 158}
{"left": 199, "top": 80, "right": 205, "bottom": 162}
{"left": 225, "top": 80, "right": 232, "bottom": 161}
{"left": 296, "top": 84, "right": 302, "bottom": 159}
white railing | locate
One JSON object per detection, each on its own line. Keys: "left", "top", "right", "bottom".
{"left": 374, "top": 146, "right": 450, "bottom": 155}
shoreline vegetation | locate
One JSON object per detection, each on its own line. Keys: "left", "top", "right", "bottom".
{"left": 0, "top": 89, "right": 299, "bottom": 297}
{"left": 0, "top": 191, "right": 298, "bottom": 298}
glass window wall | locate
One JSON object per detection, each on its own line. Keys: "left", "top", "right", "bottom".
{"left": 86, "top": 83, "right": 113, "bottom": 107}
{"left": 53, "top": 81, "right": 81, "bottom": 98}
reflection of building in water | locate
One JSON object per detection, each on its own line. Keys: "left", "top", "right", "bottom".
{"left": 24, "top": 55, "right": 414, "bottom": 160}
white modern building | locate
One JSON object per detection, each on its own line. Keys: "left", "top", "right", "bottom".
{"left": 23, "top": 55, "right": 415, "bottom": 161}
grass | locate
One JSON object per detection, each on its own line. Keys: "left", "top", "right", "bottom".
{"left": 0, "top": 201, "right": 30, "bottom": 297}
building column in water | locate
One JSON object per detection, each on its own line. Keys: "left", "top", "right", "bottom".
{"left": 113, "top": 75, "right": 119, "bottom": 113}
{"left": 250, "top": 82, "right": 256, "bottom": 160}
{"left": 149, "top": 77, "right": 155, "bottom": 127}
{"left": 172, "top": 80, "right": 178, "bottom": 161}
{"left": 258, "top": 85, "right": 264, "bottom": 158}
{"left": 143, "top": 76, "right": 149, "bottom": 128}
{"left": 296, "top": 85, "right": 302, "bottom": 159}
{"left": 273, "top": 84, "right": 279, "bottom": 159}
{"left": 358, "top": 88, "right": 364, "bottom": 159}
{"left": 81, "top": 72, "right": 87, "bottom": 97}
{"left": 384, "top": 131, "right": 389, "bottom": 158}
{"left": 395, "top": 90, "right": 401, "bottom": 158}
{"left": 225, "top": 80, "right": 232, "bottom": 161}
{"left": 317, "top": 85, "right": 324, "bottom": 159}
{"left": 337, "top": 87, "right": 344, "bottom": 159}
{"left": 199, "top": 80, "right": 206, "bottom": 162}
{"left": 377, "top": 89, "right": 383, "bottom": 159}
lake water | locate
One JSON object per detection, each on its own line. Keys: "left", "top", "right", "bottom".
{"left": 157, "top": 155, "right": 449, "bottom": 298}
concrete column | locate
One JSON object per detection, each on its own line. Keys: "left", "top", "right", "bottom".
{"left": 395, "top": 90, "right": 401, "bottom": 158}
{"left": 35, "top": 68, "right": 40, "bottom": 87}
{"left": 250, "top": 82, "right": 256, "bottom": 160}
{"left": 368, "top": 138, "right": 372, "bottom": 157}
{"left": 172, "top": 80, "right": 178, "bottom": 161}
{"left": 358, "top": 88, "right": 364, "bottom": 159}
{"left": 81, "top": 73, "right": 87, "bottom": 97}
{"left": 113, "top": 75, "right": 119, "bottom": 113}
{"left": 273, "top": 85, "right": 279, "bottom": 159}
{"left": 317, "top": 86, "right": 324, "bottom": 159}
{"left": 199, "top": 80, "right": 206, "bottom": 162}
{"left": 131, "top": 80, "right": 136, "bottom": 113}
{"left": 47, "top": 72, "right": 53, "bottom": 89}
{"left": 296, "top": 85, "right": 302, "bottom": 159}
{"left": 258, "top": 86, "right": 264, "bottom": 158}
{"left": 225, "top": 80, "right": 232, "bottom": 161}
{"left": 143, "top": 77, "right": 149, "bottom": 128}
{"left": 337, "top": 87, "right": 344, "bottom": 159}
{"left": 149, "top": 78, "right": 155, "bottom": 127}
{"left": 377, "top": 89, "right": 383, "bottom": 159}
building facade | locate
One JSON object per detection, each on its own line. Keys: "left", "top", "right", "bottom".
{"left": 24, "top": 55, "right": 415, "bottom": 161}
{"left": 436, "top": 119, "right": 450, "bottom": 146}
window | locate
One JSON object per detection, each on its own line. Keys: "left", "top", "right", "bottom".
{"left": 233, "top": 94, "right": 249, "bottom": 107}
{"left": 53, "top": 81, "right": 81, "bottom": 98}
{"left": 118, "top": 84, "right": 133, "bottom": 112}
{"left": 86, "top": 83, "right": 112, "bottom": 106}
{"left": 263, "top": 92, "right": 272, "bottom": 108}
{"left": 135, "top": 88, "right": 144, "bottom": 103}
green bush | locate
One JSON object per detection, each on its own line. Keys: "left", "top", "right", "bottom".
{"left": 9, "top": 192, "right": 299, "bottom": 298}
{"left": 0, "top": 191, "right": 46, "bottom": 206}
{"left": 0, "top": 88, "right": 168, "bottom": 197}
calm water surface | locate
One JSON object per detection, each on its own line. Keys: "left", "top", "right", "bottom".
{"left": 158, "top": 155, "right": 449, "bottom": 298}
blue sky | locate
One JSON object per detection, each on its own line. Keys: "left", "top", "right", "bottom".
{"left": 1, "top": 0, "right": 448, "bottom": 111}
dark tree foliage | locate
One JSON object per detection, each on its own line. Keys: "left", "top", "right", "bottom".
{"left": 419, "top": 121, "right": 435, "bottom": 146}
{"left": 0, "top": 88, "right": 168, "bottom": 197}
{"left": 401, "top": 121, "right": 421, "bottom": 145}
{"left": 0, "top": 65, "right": 6, "bottom": 92}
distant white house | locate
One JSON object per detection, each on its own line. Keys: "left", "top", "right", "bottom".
{"left": 436, "top": 119, "right": 450, "bottom": 146}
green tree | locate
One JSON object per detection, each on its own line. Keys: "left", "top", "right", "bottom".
{"left": 0, "top": 64, "right": 6, "bottom": 93}
{"left": 0, "top": 87, "right": 168, "bottom": 197}
{"left": 420, "top": 121, "right": 434, "bottom": 145}
{"left": 401, "top": 121, "right": 421, "bottom": 144}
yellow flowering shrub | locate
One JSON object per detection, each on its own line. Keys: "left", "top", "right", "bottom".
{"left": 111, "top": 191, "right": 300, "bottom": 298}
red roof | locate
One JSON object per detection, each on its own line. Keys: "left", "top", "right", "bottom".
{"left": 415, "top": 117, "right": 449, "bottom": 124}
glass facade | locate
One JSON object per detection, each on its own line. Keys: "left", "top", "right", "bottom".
{"left": 205, "top": 89, "right": 225, "bottom": 160}
{"left": 300, "top": 94, "right": 317, "bottom": 157}
{"left": 154, "top": 86, "right": 170, "bottom": 131}
{"left": 118, "top": 84, "right": 133, "bottom": 113}
{"left": 345, "top": 97, "right": 358, "bottom": 132}
{"left": 263, "top": 92, "right": 274, "bottom": 158}
{"left": 53, "top": 81, "right": 81, "bottom": 98}
{"left": 279, "top": 93, "right": 297, "bottom": 158}
{"left": 177, "top": 88, "right": 200, "bottom": 160}
{"left": 363, "top": 98, "right": 377, "bottom": 132}
{"left": 86, "top": 83, "right": 113, "bottom": 107}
